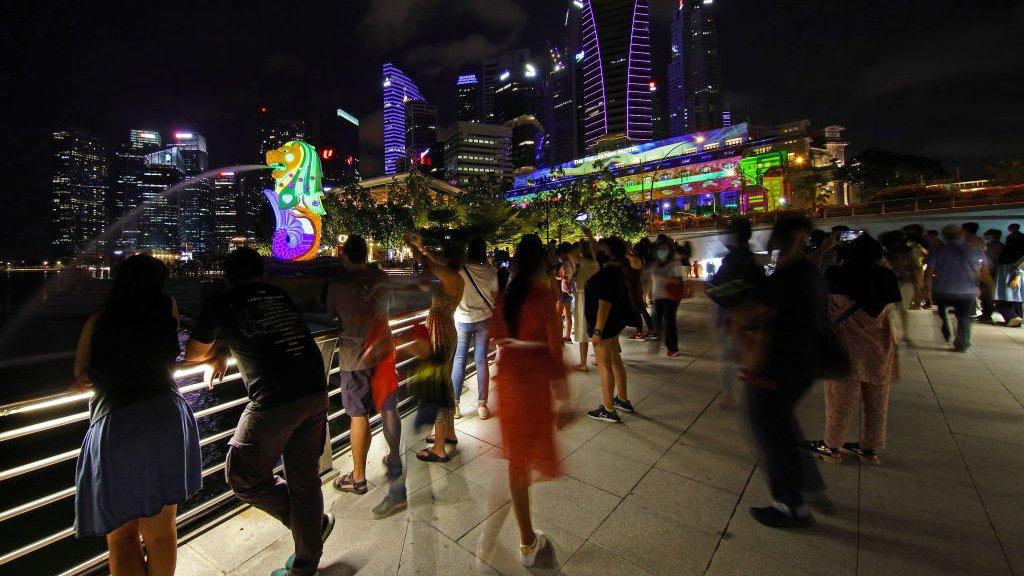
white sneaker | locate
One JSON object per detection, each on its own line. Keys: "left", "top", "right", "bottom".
{"left": 518, "top": 530, "right": 546, "bottom": 567}
{"left": 477, "top": 403, "right": 490, "bottom": 420}
{"left": 454, "top": 404, "right": 462, "bottom": 419}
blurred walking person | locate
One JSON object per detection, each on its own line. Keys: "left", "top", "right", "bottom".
{"left": 186, "top": 248, "right": 333, "bottom": 576}
{"left": 707, "top": 218, "right": 765, "bottom": 407}
{"left": 482, "top": 234, "right": 573, "bottom": 566}
{"left": 731, "top": 216, "right": 836, "bottom": 528}
{"left": 626, "top": 239, "right": 656, "bottom": 339}
{"left": 926, "top": 225, "right": 985, "bottom": 351}
{"left": 73, "top": 255, "right": 202, "bottom": 576}
{"left": 803, "top": 234, "right": 901, "bottom": 465}
{"left": 405, "top": 234, "right": 466, "bottom": 462}
{"left": 326, "top": 235, "right": 407, "bottom": 518}
{"left": 453, "top": 237, "right": 499, "bottom": 419}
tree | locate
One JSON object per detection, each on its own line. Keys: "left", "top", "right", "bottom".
{"left": 836, "top": 148, "right": 947, "bottom": 199}
{"left": 322, "top": 179, "right": 412, "bottom": 251}
{"left": 988, "top": 157, "right": 1024, "bottom": 184}
{"left": 459, "top": 173, "right": 529, "bottom": 245}
{"left": 524, "top": 161, "right": 645, "bottom": 243}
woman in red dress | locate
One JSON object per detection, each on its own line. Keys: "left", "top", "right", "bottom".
{"left": 490, "top": 234, "right": 573, "bottom": 566}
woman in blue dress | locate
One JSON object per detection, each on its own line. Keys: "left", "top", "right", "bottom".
{"left": 72, "top": 254, "right": 202, "bottom": 575}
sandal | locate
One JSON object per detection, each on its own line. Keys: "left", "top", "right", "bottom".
{"left": 416, "top": 449, "right": 451, "bottom": 463}
{"left": 424, "top": 435, "right": 458, "bottom": 445}
{"left": 332, "top": 472, "right": 368, "bottom": 494}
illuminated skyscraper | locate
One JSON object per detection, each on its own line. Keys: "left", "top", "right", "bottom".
{"left": 456, "top": 72, "right": 481, "bottom": 122}
{"left": 668, "top": 3, "right": 687, "bottom": 136}
{"left": 210, "top": 171, "right": 240, "bottom": 255}
{"left": 171, "top": 131, "right": 212, "bottom": 257}
{"left": 51, "top": 129, "right": 108, "bottom": 257}
{"left": 545, "top": 46, "right": 577, "bottom": 165}
{"left": 678, "top": 0, "right": 723, "bottom": 133}
{"left": 404, "top": 99, "right": 438, "bottom": 170}
{"left": 382, "top": 63, "right": 426, "bottom": 175}
{"left": 317, "top": 107, "right": 360, "bottom": 187}
{"left": 579, "top": 0, "right": 653, "bottom": 152}
{"left": 439, "top": 121, "right": 512, "bottom": 188}
{"left": 139, "top": 147, "right": 185, "bottom": 252}
{"left": 112, "top": 129, "right": 162, "bottom": 249}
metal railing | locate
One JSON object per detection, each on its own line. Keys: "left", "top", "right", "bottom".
{"left": 0, "top": 307, "right": 492, "bottom": 575}
{"left": 650, "top": 189, "right": 1024, "bottom": 233}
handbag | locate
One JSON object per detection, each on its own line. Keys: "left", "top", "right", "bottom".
{"left": 463, "top": 265, "right": 493, "bottom": 310}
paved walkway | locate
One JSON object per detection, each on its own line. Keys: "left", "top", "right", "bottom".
{"left": 173, "top": 298, "right": 1023, "bottom": 576}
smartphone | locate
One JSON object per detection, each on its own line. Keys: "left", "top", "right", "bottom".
{"left": 838, "top": 229, "right": 864, "bottom": 242}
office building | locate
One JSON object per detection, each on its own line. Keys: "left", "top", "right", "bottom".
{"left": 670, "top": 0, "right": 723, "bottom": 133}
{"left": 171, "top": 131, "right": 212, "bottom": 257}
{"left": 478, "top": 49, "right": 533, "bottom": 123}
{"left": 317, "top": 107, "right": 361, "bottom": 187}
{"left": 382, "top": 63, "right": 427, "bottom": 175}
{"left": 138, "top": 147, "right": 185, "bottom": 252}
{"left": 210, "top": 171, "right": 241, "bottom": 255}
{"left": 112, "top": 129, "right": 162, "bottom": 249}
{"left": 439, "top": 121, "right": 512, "bottom": 188}
{"left": 579, "top": 0, "right": 653, "bottom": 151}
{"left": 404, "top": 99, "right": 438, "bottom": 170}
{"left": 51, "top": 129, "right": 108, "bottom": 257}
{"left": 456, "top": 73, "right": 482, "bottom": 122}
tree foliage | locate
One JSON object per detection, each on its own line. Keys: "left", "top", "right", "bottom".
{"left": 836, "top": 148, "right": 947, "bottom": 197}
{"left": 988, "top": 157, "right": 1024, "bottom": 184}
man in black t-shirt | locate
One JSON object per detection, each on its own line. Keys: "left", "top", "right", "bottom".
{"left": 185, "top": 248, "right": 332, "bottom": 576}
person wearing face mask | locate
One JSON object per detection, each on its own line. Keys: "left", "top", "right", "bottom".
{"left": 649, "top": 239, "right": 687, "bottom": 357}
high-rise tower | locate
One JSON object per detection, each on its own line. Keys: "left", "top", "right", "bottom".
{"left": 579, "top": 0, "right": 653, "bottom": 152}
{"left": 382, "top": 63, "right": 426, "bottom": 175}
{"left": 171, "top": 131, "right": 212, "bottom": 257}
{"left": 456, "top": 72, "right": 482, "bottom": 122}
{"left": 51, "top": 129, "right": 108, "bottom": 257}
{"left": 677, "top": 0, "right": 723, "bottom": 133}
{"left": 112, "top": 129, "right": 162, "bottom": 250}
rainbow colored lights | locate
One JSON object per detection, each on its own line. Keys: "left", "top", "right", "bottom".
{"left": 264, "top": 140, "right": 325, "bottom": 261}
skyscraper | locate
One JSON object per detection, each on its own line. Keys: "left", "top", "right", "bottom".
{"left": 382, "top": 63, "right": 426, "bottom": 175}
{"left": 210, "top": 171, "right": 240, "bottom": 255}
{"left": 51, "top": 129, "right": 108, "bottom": 257}
{"left": 439, "top": 121, "right": 512, "bottom": 188}
{"left": 668, "top": 3, "right": 687, "bottom": 136}
{"left": 138, "top": 147, "right": 185, "bottom": 253}
{"left": 404, "top": 99, "right": 438, "bottom": 170}
{"left": 112, "top": 129, "right": 162, "bottom": 250}
{"left": 579, "top": 0, "right": 653, "bottom": 152}
{"left": 456, "top": 72, "right": 481, "bottom": 122}
{"left": 171, "top": 131, "right": 212, "bottom": 257}
{"left": 245, "top": 108, "right": 307, "bottom": 243}
{"left": 673, "top": 0, "right": 723, "bottom": 133}
{"left": 479, "top": 49, "right": 533, "bottom": 123}
{"left": 317, "top": 107, "right": 360, "bottom": 187}
{"left": 545, "top": 47, "right": 577, "bottom": 165}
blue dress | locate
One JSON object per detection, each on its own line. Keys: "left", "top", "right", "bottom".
{"left": 75, "top": 393, "right": 202, "bottom": 537}
{"left": 74, "top": 301, "right": 203, "bottom": 537}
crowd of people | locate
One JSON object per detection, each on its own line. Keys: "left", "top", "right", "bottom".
{"left": 67, "top": 215, "right": 1023, "bottom": 574}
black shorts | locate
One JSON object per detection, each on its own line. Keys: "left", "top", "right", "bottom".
{"left": 340, "top": 368, "right": 396, "bottom": 417}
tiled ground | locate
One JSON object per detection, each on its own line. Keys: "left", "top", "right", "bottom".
{"left": 176, "top": 298, "right": 1023, "bottom": 576}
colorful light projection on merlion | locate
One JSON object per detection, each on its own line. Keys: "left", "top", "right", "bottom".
{"left": 264, "top": 140, "right": 326, "bottom": 261}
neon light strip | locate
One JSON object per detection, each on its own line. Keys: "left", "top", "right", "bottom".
{"left": 622, "top": 168, "right": 732, "bottom": 194}
{"left": 626, "top": 0, "right": 652, "bottom": 141}
{"left": 581, "top": 0, "right": 609, "bottom": 148}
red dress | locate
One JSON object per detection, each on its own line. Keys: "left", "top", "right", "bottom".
{"left": 491, "top": 281, "right": 567, "bottom": 485}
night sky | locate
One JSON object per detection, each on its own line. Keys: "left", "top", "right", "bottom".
{"left": 2, "top": 0, "right": 1023, "bottom": 260}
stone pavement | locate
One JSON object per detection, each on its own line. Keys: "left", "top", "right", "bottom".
{"left": 174, "top": 298, "right": 1023, "bottom": 576}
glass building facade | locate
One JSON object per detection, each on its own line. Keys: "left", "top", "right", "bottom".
{"left": 51, "top": 129, "right": 108, "bottom": 257}
{"left": 579, "top": 0, "right": 653, "bottom": 152}
{"left": 382, "top": 63, "right": 426, "bottom": 175}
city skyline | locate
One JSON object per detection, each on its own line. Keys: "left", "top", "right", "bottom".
{"left": 4, "top": 0, "right": 1024, "bottom": 259}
